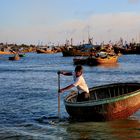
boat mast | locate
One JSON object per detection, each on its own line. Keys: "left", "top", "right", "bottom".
{"left": 139, "top": 32, "right": 140, "bottom": 43}
{"left": 87, "top": 25, "right": 90, "bottom": 43}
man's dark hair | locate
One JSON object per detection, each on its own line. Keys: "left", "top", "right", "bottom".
{"left": 75, "top": 65, "right": 83, "bottom": 72}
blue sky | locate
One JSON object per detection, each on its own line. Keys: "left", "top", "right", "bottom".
{"left": 0, "top": 0, "right": 140, "bottom": 45}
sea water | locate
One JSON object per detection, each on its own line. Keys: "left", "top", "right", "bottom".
{"left": 0, "top": 53, "right": 140, "bottom": 140}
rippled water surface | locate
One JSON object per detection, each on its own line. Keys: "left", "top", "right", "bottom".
{"left": 0, "top": 53, "right": 140, "bottom": 140}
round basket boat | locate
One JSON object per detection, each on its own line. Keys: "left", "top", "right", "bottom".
{"left": 64, "top": 82, "right": 140, "bottom": 121}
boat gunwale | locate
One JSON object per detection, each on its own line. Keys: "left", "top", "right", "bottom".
{"left": 64, "top": 82, "right": 140, "bottom": 107}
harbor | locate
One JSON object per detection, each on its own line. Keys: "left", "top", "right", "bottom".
{"left": 1, "top": 0, "right": 140, "bottom": 139}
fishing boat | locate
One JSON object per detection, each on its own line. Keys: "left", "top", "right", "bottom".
{"left": 96, "top": 55, "right": 118, "bottom": 64}
{"left": 62, "top": 47, "right": 91, "bottom": 57}
{"left": 73, "top": 55, "right": 118, "bottom": 66}
{"left": 61, "top": 43, "right": 98, "bottom": 57}
{"left": 113, "top": 43, "right": 140, "bottom": 55}
{"left": 73, "top": 56, "right": 98, "bottom": 65}
{"left": 64, "top": 82, "right": 140, "bottom": 121}
{"left": 36, "top": 49, "right": 53, "bottom": 54}
{"left": 36, "top": 47, "right": 57, "bottom": 54}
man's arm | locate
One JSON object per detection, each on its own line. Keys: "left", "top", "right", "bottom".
{"left": 59, "top": 84, "right": 75, "bottom": 93}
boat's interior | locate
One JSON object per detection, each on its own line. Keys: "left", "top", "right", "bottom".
{"left": 66, "top": 83, "right": 140, "bottom": 102}
{"left": 90, "top": 83, "right": 140, "bottom": 101}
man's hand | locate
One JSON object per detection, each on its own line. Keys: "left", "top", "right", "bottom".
{"left": 57, "top": 71, "right": 64, "bottom": 75}
{"left": 57, "top": 70, "right": 61, "bottom": 75}
{"left": 58, "top": 88, "right": 64, "bottom": 93}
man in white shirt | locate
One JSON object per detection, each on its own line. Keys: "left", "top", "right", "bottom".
{"left": 58, "top": 65, "right": 90, "bottom": 102}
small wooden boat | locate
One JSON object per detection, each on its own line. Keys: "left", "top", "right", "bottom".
{"left": 96, "top": 55, "right": 118, "bottom": 64}
{"left": 9, "top": 54, "right": 20, "bottom": 61}
{"left": 0, "top": 50, "right": 14, "bottom": 55}
{"left": 36, "top": 49, "right": 56, "bottom": 54}
{"left": 64, "top": 82, "right": 140, "bottom": 121}
{"left": 19, "top": 53, "right": 26, "bottom": 57}
{"left": 73, "top": 55, "right": 118, "bottom": 66}
{"left": 73, "top": 56, "right": 98, "bottom": 65}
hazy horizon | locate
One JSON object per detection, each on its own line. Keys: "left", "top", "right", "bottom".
{"left": 0, "top": 0, "right": 140, "bottom": 45}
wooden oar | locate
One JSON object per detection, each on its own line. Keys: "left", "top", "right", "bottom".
{"left": 58, "top": 73, "right": 61, "bottom": 119}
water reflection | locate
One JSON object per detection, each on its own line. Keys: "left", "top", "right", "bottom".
{"left": 59, "top": 116, "right": 140, "bottom": 139}
{"left": 98, "top": 63, "right": 119, "bottom": 69}
{"left": 108, "top": 118, "right": 140, "bottom": 139}
{"left": 64, "top": 121, "right": 116, "bottom": 140}
{"left": 1, "top": 118, "right": 140, "bottom": 140}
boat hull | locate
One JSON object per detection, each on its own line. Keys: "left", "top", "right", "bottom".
{"left": 9, "top": 54, "right": 20, "bottom": 61}
{"left": 36, "top": 49, "right": 55, "bottom": 54}
{"left": 64, "top": 83, "right": 140, "bottom": 121}
{"left": 62, "top": 49, "right": 90, "bottom": 57}
{"left": 73, "top": 56, "right": 118, "bottom": 66}
{"left": 0, "top": 51, "right": 14, "bottom": 55}
{"left": 96, "top": 56, "right": 118, "bottom": 64}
